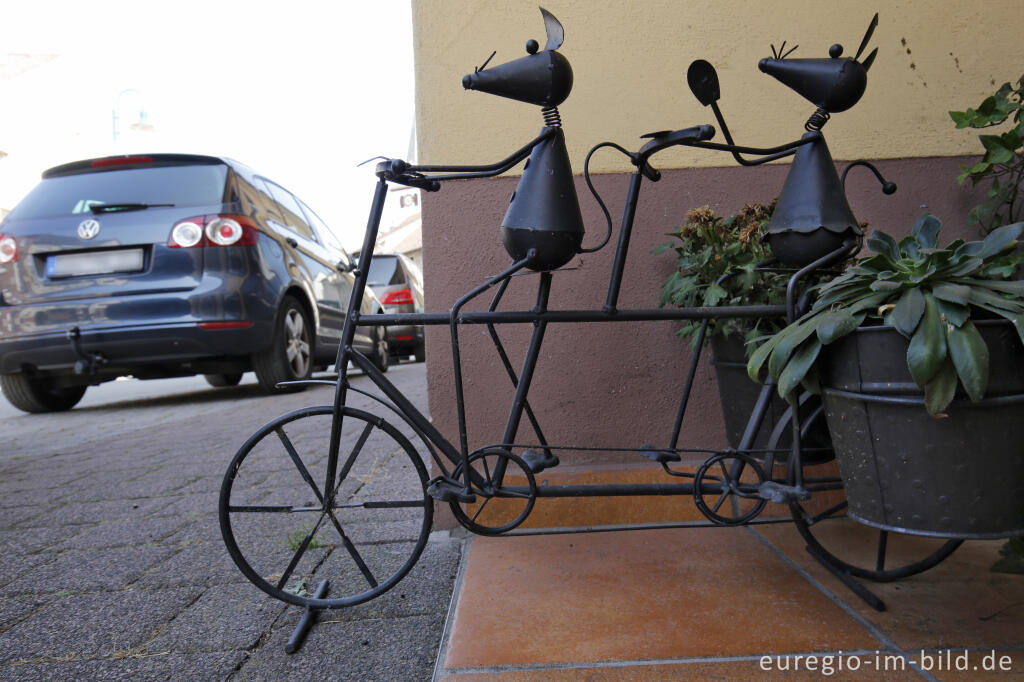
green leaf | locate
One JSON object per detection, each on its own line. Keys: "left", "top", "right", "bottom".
{"left": 912, "top": 214, "right": 941, "bottom": 248}
{"left": 892, "top": 287, "right": 925, "bottom": 337}
{"left": 768, "top": 319, "right": 819, "bottom": 381}
{"left": 947, "top": 320, "right": 989, "bottom": 402}
{"left": 931, "top": 282, "right": 972, "bottom": 306}
{"left": 866, "top": 231, "right": 901, "bottom": 262}
{"left": 968, "top": 286, "right": 1024, "bottom": 312}
{"left": 949, "top": 110, "right": 972, "bottom": 128}
{"left": 924, "top": 359, "right": 958, "bottom": 416}
{"left": 1002, "top": 312, "right": 1024, "bottom": 347}
{"left": 899, "top": 235, "right": 921, "bottom": 259}
{"left": 952, "top": 278, "right": 1024, "bottom": 297}
{"left": 980, "top": 135, "right": 1014, "bottom": 164}
{"left": 816, "top": 309, "right": 866, "bottom": 344}
{"left": 777, "top": 337, "right": 822, "bottom": 399}
{"left": 936, "top": 299, "right": 970, "bottom": 327}
{"left": 940, "top": 257, "right": 984, "bottom": 277}
{"left": 703, "top": 283, "right": 728, "bottom": 306}
{"left": 976, "top": 222, "right": 1023, "bottom": 259}
{"left": 869, "top": 280, "right": 902, "bottom": 292}
{"left": 747, "top": 334, "right": 782, "bottom": 383}
{"left": 906, "top": 295, "right": 947, "bottom": 386}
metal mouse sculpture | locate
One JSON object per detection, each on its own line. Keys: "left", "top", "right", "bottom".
{"left": 462, "top": 7, "right": 585, "bottom": 271}
{"left": 688, "top": 14, "right": 893, "bottom": 266}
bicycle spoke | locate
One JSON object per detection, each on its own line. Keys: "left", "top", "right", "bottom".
{"left": 276, "top": 513, "right": 327, "bottom": 590}
{"left": 228, "top": 505, "right": 321, "bottom": 513}
{"left": 710, "top": 489, "right": 730, "bottom": 514}
{"left": 276, "top": 427, "right": 324, "bottom": 505}
{"left": 471, "top": 497, "right": 493, "bottom": 523}
{"left": 330, "top": 421, "right": 375, "bottom": 497}
{"left": 805, "top": 499, "right": 848, "bottom": 525}
{"left": 362, "top": 500, "right": 428, "bottom": 509}
{"left": 327, "top": 511, "right": 378, "bottom": 588}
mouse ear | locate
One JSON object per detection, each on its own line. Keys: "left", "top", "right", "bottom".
{"left": 854, "top": 12, "right": 878, "bottom": 61}
{"left": 540, "top": 7, "right": 565, "bottom": 51}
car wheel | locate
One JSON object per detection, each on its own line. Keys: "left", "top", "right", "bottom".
{"left": 205, "top": 373, "right": 243, "bottom": 388}
{"left": 371, "top": 325, "right": 389, "bottom": 373}
{"left": 414, "top": 343, "right": 425, "bottom": 363}
{"left": 253, "top": 296, "right": 312, "bottom": 393}
{"left": 0, "top": 373, "right": 87, "bottom": 413}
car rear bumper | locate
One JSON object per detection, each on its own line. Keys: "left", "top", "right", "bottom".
{"left": 0, "top": 321, "right": 273, "bottom": 377}
{"left": 385, "top": 323, "right": 424, "bottom": 352}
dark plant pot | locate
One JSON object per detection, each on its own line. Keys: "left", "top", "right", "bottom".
{"left": 820, "top": 320, "right": 1024, "bottom": 539}
{"left": 711, "top": 334, "right": 832, "bottom": 462}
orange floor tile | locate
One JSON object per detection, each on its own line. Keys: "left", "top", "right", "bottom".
{"left": 437, "top": 520, "right": 1024, "bottom": 680}
{"left": 440, "top": 527, "right": 878, "bottom": 672}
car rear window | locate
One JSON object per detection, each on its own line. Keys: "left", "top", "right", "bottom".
{"left": 7, "top": 164, "right": 229, "bottom": 219}
{"left": 367, "top": 256, "right": 402, "bottom": 286}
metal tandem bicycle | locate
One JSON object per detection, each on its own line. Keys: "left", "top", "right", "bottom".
{"left": 218, "top": 9, "right": 963, "bottom": 641}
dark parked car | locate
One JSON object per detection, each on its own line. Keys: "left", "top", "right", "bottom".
{"left": 0, "top": 153, "right": 389, "bottom": 413}
{"left": 365, "top": 253, "right": 424, "bottom": 362}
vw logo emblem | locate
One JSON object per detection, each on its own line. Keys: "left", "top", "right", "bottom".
{"left": 77, "top": 219, "right": 101, "bottom": 240}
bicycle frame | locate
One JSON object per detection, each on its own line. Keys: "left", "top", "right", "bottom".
{"left": 319, "top": 134, "right": 856, "bottom": 508}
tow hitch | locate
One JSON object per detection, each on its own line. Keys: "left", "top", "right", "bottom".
{"left": 66, "top": 327, "right": 107, "bottom": 375}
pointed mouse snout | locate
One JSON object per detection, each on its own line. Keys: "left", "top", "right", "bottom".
{"left": 759, "top": 57, "right": 867, "bottom": 113}
{"left": 462, "top": 51, "right": 573, "bottom": 108}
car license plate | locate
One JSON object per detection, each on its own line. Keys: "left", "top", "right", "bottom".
{"left": 46, "top": 249, "right": 145, "bottom": 278}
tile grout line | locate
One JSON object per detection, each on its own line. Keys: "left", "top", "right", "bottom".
{"left": 439, "top": 648, "right": 906, "bottom": 676}
{"left": 432, "top": 532, "right": 472, "bottom": 682}
{"left": 744, "top": 525, "right": 938, "bottom": 681}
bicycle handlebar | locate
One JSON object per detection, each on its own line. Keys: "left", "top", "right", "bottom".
{"left": 631, "top": 124, "right": 716, "bottom": 182}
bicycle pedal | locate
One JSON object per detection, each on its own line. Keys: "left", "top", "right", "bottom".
{"left": 521, "top": 449, "right": 559, "bottom": 474}
{"left": 427, "top": 479, "right": 476, "bottom": 504}
{"left": 758, "top": 481, "right": 811, "bottom": 504}
{"left": 638, "top": 442, "right": 681, "bottom": 464}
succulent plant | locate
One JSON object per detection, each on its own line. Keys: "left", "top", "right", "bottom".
{"left": 747, "top": 215, "right": 1024, "bottom": 414}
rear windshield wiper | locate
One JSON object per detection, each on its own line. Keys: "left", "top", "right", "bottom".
{"left": 88, "top": 202, "right": 175, "bottom": 214}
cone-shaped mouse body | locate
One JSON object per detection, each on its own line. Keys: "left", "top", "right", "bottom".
{"left": 501, "top": 127, "right": 585, "bottom": 270}
{"left": 758, "top": 57, "right": 867, "bottom": 113}
{"left": 766, "top": 133, "right": 862, "bottom": 266}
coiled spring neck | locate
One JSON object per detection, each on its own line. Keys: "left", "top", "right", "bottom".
{"left": 805, "top": 107, "right": 831, "bottom": 132}
{"left": 542, "top": 106, "right": 562, "bottom": 127}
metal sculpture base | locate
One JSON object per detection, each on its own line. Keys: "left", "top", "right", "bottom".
{"left": 285, "top": 580, "right": 330, "bottom": 654}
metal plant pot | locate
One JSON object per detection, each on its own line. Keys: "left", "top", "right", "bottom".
{"left": 820, "top": 320, "right": 1024, "bottom": 539}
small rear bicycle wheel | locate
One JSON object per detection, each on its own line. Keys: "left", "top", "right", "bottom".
{"left": 769, "top": 408, "right": 962, "bottom": 583}
{"left": 219, "top": 405, "right": 432, "bottom": 608}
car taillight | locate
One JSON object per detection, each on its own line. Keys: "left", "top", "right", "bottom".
{"left": 0, "top": 234, "right": 17, "bottom": 263}
{"left": 169, "top": 215, "right": 258, "bottom": 248}
{"left": 381, "top": 288, "right": 414, "bottom": 305}
{"left": 206, "top": 217, "right": 244, "bottom": 246}
{"left": 170, "top": 221, "right": 204, "bottom": 248}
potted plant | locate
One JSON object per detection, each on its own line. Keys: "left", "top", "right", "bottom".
{"left": 949, "top": 75, "right": 1023, "bottom": 234}
{"left": 656, "top": 202, "right": 828, "bottom": 454}
{"left": 747, "top": 215, "right": 1024, "bottom": 538}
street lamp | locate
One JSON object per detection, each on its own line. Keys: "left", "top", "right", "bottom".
{"left": 112, "top": 89, "right": 155, "bottom": 141}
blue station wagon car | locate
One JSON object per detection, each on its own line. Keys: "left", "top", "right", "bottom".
{"left": 0, "top": 153, "right": 389, "bottom": 413}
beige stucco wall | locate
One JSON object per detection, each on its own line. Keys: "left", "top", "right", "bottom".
{"left": 413, "top": 0, "right": 1023, "bottom": 171}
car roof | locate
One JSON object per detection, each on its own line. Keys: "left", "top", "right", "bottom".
{"left": 42, "top": 153, "right": 234, "bottom": 179}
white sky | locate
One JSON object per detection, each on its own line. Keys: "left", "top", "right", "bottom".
{"left": 0, "top": 0, "right": 416, "bottom": 249}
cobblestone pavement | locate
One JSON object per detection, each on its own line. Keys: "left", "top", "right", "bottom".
{"left": 0, "top": 364, "right": 461, "bottom": 681}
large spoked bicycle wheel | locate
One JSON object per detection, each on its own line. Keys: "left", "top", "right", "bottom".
{"left": 768, "top": 407, "right": 962, "bottom": 583}
{"left": 219, "top": 405, "right": 432, "bottom": 608}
